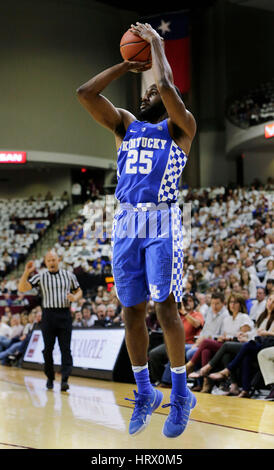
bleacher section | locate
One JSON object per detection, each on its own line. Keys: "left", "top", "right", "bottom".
{"left": 0, "top": 197, "right": 68, "bottom": 278}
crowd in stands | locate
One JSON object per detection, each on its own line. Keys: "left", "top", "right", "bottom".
{"left": 0, "top": 182, "right": 273, "bottom": 399}
{"left": 0, "top": 306, "right": 42, "bottom": 366}
{"left": 227, "top": 79, "right": 274, "bottom": 128}
{"left": 0, "top": 194, "right": 68, "bottom": 278}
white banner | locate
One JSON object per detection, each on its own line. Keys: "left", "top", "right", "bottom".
{"left": 24, "top": 328, "right": 125, "bottom": 371}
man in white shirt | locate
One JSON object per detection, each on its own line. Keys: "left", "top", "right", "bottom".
{"left": 0, "top": 316, "right": 12, "bottom": 341}
{"left": 185, "top": 292, "right": 229, "bottom": 364}
{"left": 245, "top": 258, "right": 260, "bottom": 284}
{"left": 249, "top": 287, "right": 267, "bottom": 322}
{"left": 196, "top": 293, "right": 211, "bottom": 321}
{"left": 5, "top": 277, "right": 18, "bottom": 293}
{"left": 256, "top": 248, "right": 272, "bottom": 274}
{"left": 0, "top": 314, "right": 23, "bottom": 352}
{"left": 72, "top": 182, "right": 82, "bottom": 204}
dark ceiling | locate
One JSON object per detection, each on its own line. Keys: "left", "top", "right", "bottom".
{"left": 94, "top": 0, "right": 217, "bottom": 15}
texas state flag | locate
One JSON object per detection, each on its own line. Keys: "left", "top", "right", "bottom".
{"left": 141, "top": 12, "right": 190, "bottom": 95}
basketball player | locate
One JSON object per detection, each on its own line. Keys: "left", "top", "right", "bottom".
{"left": 77, "top": 22, "right": 196, "bottom": 438}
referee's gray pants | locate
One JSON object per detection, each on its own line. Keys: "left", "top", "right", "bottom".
{"left": 41, "top": 308, "right": 73, "bottom": 381}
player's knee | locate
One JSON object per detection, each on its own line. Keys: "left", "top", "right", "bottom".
{"left": 157, "top": 311, "right": 182, "bottom": 331}
{"left": 123, "top": 306, "right": 145, "bottom": 330}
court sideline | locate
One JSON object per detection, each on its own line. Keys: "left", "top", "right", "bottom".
{"left": 0, "top": 366, "right": 273, "bottom": 449}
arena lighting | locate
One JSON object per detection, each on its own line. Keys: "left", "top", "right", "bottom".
{"left": 265, "top": 123, "right": 274, "bottom": 139}
{"left": 0, "top": 151, "right": 27, "bottom": 163}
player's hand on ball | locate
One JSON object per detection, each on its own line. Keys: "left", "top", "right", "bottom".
{"left": 67, "top": 293, "right": 75, "bottom": 302}
{"left": 125, "top": 60, "right": 152, "bottom": 73}
{"left": 130, "top": 22, "right": 163, "bottom": 44}
{"left": 25, "top": 261, "right": 35, "bottom": 274}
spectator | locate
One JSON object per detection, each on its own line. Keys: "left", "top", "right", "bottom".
{"left": 262, "top": 259, "right": 274, "bottom": 287}
{"left": 3, "top": 293, "right": 13, "bottom": 306}
{"left": 256, "top": 248, "right": 272, "bottom": 277}
{"left": 186, "top": 293, "right": 253, "bottom": 392}
{"left": 209, "top": 294, "right": 274, "bottom": 397}
{"left": 257, "top": 347, "right": 274, "bottom": 400}
{"left": 145, "top": 300, "right": 160, "bottom": 331}
{"left": 61, "top": 191, "right": 70, "bottom": 202}
{"left": 71, "top": 182, "right": 82, "bottom": 204}
{"left": 266, "top": 279, "right": 274, "bottom": 296}
{"left": 241, "top": 288, "right": 254, "bottom": 314}
{"left": 1, "top": 310, "right": 42, "bottom": 366}
{"left": 14, "top": 293, "right": 30, "bottom": 307}
{"left": 0, "top": 314, "right": 23, "bottom": 352}
{"left": 0, "top": 315, "right": 12, "bottom": 342}
{"left": 105, "top": 303, "right": 118, "bottom": 322}
{"left": 45, "top": 191, "right": 53, "bottom": 200}
{"left": 72, "top": 311, "right": 84, "bottom": 328}
{"left": 5, "top": 276, "right": 18, "bottom": 293}
{"left": 249, "top": 287, "right": 267, "bottom": 321}
{"left": 240, "top": 269, "right": 257, "bottom": 299}
{"left": 3, "top": 307, "right": 12, "bottom": 324}
{"left": 81, "top": 305, "right": 97, "bottom": 327}
{"left": 185, "top": 292, "right": 229, "bottom": 365}
{"left": 225, "top": 258, "right": 239, "bottom": 280}
{"left": 218, "top": 278, "right": 228, "bottom": 292}
{"left": 94, "top": 304, "right": 112, "bottom": 327}
{"left": 196, "top": 293, "right": 210, "bottom": 320}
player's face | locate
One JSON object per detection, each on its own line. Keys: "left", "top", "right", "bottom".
{"left": 140, "top": 85, "right": 160, "bottom": 111}
{"left": 139, "top": 84, "right": 166, "bottom": 122}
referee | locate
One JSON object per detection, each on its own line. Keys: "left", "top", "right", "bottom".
{"left": 19, "top": 250, "right": 82, "bottom": 391}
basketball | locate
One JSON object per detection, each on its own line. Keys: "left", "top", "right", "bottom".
{"left": 120, "top": 29, "right": 151, "bottom": 62}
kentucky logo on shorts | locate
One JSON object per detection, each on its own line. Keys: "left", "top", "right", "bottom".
{"left": 149, "top": 284, "right": 160, "bottom": 299}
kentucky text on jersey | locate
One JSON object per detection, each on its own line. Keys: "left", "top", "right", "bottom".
{"left": 121, "top": 137, "right": 168, "bottom": 151}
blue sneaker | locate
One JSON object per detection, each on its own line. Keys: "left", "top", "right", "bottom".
{"left": 125, "top": 388, "right": 163, "bottom": 435}
{"left": 162, "top": 388, "right": 197, "bottom": 438}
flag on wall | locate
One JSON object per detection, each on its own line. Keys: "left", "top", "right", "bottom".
{"left": 141, "top": 12, "right": 190, "bottom": 96}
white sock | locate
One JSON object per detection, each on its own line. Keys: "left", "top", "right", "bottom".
{"left": 170, "top": 365, "right": 186, "bottom": 374}
{"left": 132, "top": 363, "right": 148, "bottom": 373}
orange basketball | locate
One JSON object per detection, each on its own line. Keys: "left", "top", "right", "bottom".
{"left": 120, "top": 29, "right": 151, "bottom": 62}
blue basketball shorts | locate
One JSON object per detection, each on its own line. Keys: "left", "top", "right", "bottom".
{"left": 111, "top": 203, "right": 184, "bottom": 307}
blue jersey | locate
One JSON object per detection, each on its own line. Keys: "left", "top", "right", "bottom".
{"left": 115, "top": 119, "right": 188, "bottom": 205}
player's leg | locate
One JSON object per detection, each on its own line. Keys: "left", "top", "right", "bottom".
{"left": 145, "top": 207, "right": 196, "bottom": 437}
{"left": 155, "top": 293, "right": 187, "bottom": 394}
{"left": 123, "top": 301, "right": 164, "bottom": 435}
{"left": 154, "top": 297, "right": 196, "bottom": 438}
{"left": 123, "top": 300, "right": 149, "bottom": 368}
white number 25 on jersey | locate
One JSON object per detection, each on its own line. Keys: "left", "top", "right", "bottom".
{"left": 125, "top": 150, "right": 153, "bottom": 174}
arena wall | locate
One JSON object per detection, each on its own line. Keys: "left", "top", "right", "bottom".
{"left": 0, "top": 0, "right": 135, "bottom": 163}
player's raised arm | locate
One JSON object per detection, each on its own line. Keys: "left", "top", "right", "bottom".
{"left": 130, "top": 23, "right": 196, "bottom": 143}
{"left": 76, "top": 61, "right": 150, "bottom": 141}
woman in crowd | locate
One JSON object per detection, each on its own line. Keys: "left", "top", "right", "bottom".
{"left": 240, "top": 269, "right": 257, "bottom": 299}
{"left": 263, "top": 259, "right": 274, "bottom": 287}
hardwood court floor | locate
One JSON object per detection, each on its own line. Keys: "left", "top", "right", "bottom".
{"left": 0, "top": 366, "right": 273, "bottom": 449}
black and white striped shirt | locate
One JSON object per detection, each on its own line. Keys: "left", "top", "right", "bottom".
{"left": 29, "top": 269, "right": 80, "bottom": 309}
